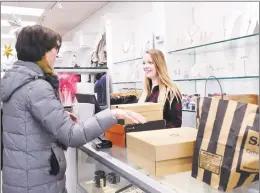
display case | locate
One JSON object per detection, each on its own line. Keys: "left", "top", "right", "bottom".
{"left": 76, "top": 143, "right": 173, "bottom": 193}
{"left": 76, "top": 143, "right": 259, "bottom": 193}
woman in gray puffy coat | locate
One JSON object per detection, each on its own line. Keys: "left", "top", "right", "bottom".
{"left": 0, "top": 25, "right": 145, "bottom": 193}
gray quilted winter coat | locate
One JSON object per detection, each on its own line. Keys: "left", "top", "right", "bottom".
{"left": 1, "top": 60, "right": 117, "bottom": 193}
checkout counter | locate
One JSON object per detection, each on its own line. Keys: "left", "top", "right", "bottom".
{"left": 75, "top": 143, "right": 258, "bottom": 193}
{"left": 69, "top": 95, "right": 258, "bottom": 193}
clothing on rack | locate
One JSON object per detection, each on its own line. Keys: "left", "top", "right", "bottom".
{"left": 110, "top": 95, "right": 138, "bottom": 105}
{"left": 91, "top": 32, "right": 107, "bottom": 66}
{"left": 110, "top": 89, "right": 141, "bottom": 105}
{"left": 94, "top": 73, "right": 107, "bottom": 105}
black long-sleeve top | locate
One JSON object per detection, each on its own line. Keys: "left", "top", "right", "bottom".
{"left": 145, "top": 85, "right": 182, "bottom": 128}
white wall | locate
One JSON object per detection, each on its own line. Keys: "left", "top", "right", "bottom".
{"left": 63, "top": 2, "right": 259, "bottom": 95}
{"left": 164, "top": 2, "right": 259, "bottom": 96}
{"left": 63, "top": 2, "right": 259, "bottom": 130}
{"left": 62, "top": 2, "right": 164, "bottom": 92}
{"left": 63, "top": 2, "right": 155, "bottom": 49}
{"left": 164, "top": 2, "right": 259, "bottom": 51}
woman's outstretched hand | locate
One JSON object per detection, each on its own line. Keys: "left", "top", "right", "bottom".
{"left": 67, "top": 112, "right": 78, "bottom": 122}
{"left": 111, "top": 109, "right": 146, "bottom": 124}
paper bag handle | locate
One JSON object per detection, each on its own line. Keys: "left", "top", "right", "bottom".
{"left": 204, "top": 76, "right": 224, "bottom": 99}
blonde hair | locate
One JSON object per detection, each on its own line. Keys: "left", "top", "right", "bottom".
{"left": 138, "top": 49, "right": 181, "bottom": 106}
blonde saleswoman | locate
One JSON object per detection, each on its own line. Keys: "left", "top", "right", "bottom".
{"left": 0, "top": 25, "right": 146, "bottom": 193}
{"left": 139, "top": 49, "right": 182, "bottom": 128}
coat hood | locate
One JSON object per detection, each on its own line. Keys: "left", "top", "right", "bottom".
{"left": 1, "top": 60, "right": 44, "bottom": 102}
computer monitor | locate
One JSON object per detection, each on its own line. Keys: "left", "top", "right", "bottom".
{"left": 75, "top": 93, "right": 101, "bottom": 114}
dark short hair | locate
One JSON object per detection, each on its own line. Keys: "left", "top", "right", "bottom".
{"left": 15, "top": 25, "right": 62, "bottom": 62}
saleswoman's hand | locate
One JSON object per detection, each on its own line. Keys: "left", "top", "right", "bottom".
{"left": 67, "top": 112, "right": 78, "bottom": 122}
{"left": 111, "top": 109, "right": 146, "bottom": 124}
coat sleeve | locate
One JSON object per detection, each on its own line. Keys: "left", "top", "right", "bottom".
{"left": 26, "top": 80, "right": 117, "bottom": 147}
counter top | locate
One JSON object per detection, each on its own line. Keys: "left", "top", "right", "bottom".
{"left": 79, "top": 143, "right": 259, "bottom": 193}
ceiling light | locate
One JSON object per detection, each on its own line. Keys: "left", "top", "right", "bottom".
{"left": 1, "top": 20, "right": 36, "bottom": 27}
{"left": 1, "top": 6, "right": 44, "bottom": 17}
{"left": 1, "top": 34, "right": 15, "bottom": 39}
{"left": 57, "top": 2, "right": 63, "bottom": 9}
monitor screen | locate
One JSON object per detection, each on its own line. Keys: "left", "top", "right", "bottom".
{"left": 75, "top": 93, "right": 101, "bottom": 114}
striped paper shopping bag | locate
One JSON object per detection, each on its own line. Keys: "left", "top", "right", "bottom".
{"left": 192, "top": 96, "right": 259, "bottom": 192}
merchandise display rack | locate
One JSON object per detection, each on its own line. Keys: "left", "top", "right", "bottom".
{"left": 54, "top": 67, "right": 108, "bottom": 73}
{"left": 168, "top": 33, "right": 259, "bottom": 96}
{"left": 110, "top": 34, "right": 259, "bottom": 126}
{"left": 54, "top": 67, "right": 110, "bottom": 107}
{"left": 167, "top": 33, "right": 259, "bottom": 81}
{"left": 170, "top": 33, "right": 259, "bottom": 116}
{"left": 112, "top": 33, "right": 259, "bottom": 83}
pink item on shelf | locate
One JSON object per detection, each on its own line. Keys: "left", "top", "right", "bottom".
{"left": 58, "top": 72, "right": 80, "bottom": 105}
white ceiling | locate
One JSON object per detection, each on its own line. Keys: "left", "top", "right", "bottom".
{"left": 1, "top": 1, "right": 108, "bottom": 50}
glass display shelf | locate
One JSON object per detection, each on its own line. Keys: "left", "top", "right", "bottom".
{"left": 77, "top": 143, "right": 259, "bottom": 193}
{"left": 112, "top": 76, "right": 259, "bottom": 84}
{"left": 168, "top": 33, "right": 259, "bottom": 55}
{"left": 113, "top": 81, "right": 143, "bottom": 84}
{"left": 54, "top": 67, "right": 108, "bottom": 73}
{"left": 54, "top": 67, "right": 108, "bottom": 69}
{"left": 114, "top": 57, "right": 142, "bottom": 65}
{"left": 173, "top": 75, "right": 259, "bottom": 82}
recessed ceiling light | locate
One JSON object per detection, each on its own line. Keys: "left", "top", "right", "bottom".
{"left": 1, "top": 34, "right": 15, "bottom": 39}
{"left": 1, "top": 20, "right": 36, "bottom": 27}
{"left": 57, "top": 2, "right": 63, "bottom": 9}
{"left": 1, "top": 5, "right": 44, "bottom": 17}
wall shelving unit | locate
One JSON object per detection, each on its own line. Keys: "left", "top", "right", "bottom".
{"left": 110, "top": 33, "right": 259, "bottom": 118}
{"left": 167, "top": 33, "right": 259, "bottom": 99}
